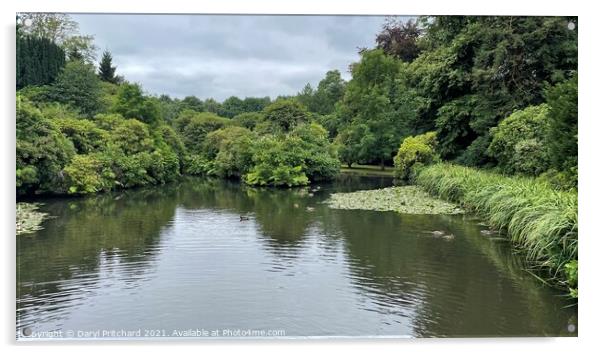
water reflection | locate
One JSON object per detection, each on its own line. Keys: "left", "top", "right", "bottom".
{"left": 16, "top": 176, "right": 576, "bottom": 338}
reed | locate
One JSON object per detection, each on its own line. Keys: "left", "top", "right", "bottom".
{"left": 416, "top": 163, "right": 578, "bottom": 293}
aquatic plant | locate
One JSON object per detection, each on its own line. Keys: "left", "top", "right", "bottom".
{"left": 326, "top": 186, "right": 463, "bottom": 215}
{"left": 16, "top": 202, "right": 48, "bottom": 235}
{"left": 416, "top": 163, "right": 577, "bottom": 295}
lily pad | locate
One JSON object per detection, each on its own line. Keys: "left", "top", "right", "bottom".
{"left": 326, "top": 186, "right": 463, "bottom": 215}
{"left": 16, "top": 202, "right": 48, "bottom": 235}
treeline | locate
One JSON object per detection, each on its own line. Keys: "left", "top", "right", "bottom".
{"left": 16, "top": 14, "right": 578, "bottom": 196}
{"left": 331, "top": 16, "right": 577, "bottom": 190}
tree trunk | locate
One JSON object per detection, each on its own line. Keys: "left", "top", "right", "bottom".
{"left": 347, "top": 162, "right": 352, "bottom": 168}
{"left": 380, "top": 159, "right": 385, "bottom": 171}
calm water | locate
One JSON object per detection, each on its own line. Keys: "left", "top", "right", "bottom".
{"left": 16, "top": 176, "right": 577, "bottom": 339}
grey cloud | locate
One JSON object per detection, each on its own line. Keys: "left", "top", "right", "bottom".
{"left": 72, "top": 14, "right": 398, "bottom": 101}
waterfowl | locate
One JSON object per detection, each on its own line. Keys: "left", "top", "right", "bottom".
{"left": 240, "top": 215, "right": 250, "bottom": 221}
{"left": 442, "top": 234, "right": 455, "bottom": 240}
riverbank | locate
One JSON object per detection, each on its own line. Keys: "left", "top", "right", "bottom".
{"left": 415, "top": 163, "right": 578, "bottom": 297}
{"left": 340, "top": 164, "right": 395, "bottom": 177}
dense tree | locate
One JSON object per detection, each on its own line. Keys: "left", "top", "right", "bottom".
{"left": 98, "top": 50, "right": 118, "bottom": 83}
{"left": 18, "top": 13, "right": 98, "bottom": 63}
{"left": 181, "top": 96, "right": 205, "bottom": 112}
{"left": 313, "top": 70, "right": 346, "bottom": 115}
{"left": 203, "top": 126, "right": 256, "bottom": 178}
{"left": 545, "top": 75, "right": 578, "bottom": 174}
{"left": 112, "top": 82, "right": 161, "bottom": 125}
{"left": 263, "top": 99, "right": 309, "bottom": 132}
{"left": 17, "top": 34, "right": 66, "bottom": 89}
{"left": 376, "top": 17, "right": 421, "bottom": 62}
{"left": 49, "top": 60, "right": 103, "bottom": 117}
{"left": 16, "top": 98, "right": 75, "bottom": 194}
{"left": 406, "top": 16, "right": 577, "bottom": 162}
{"left": 336, "top": 49, "right": 411, "bottom": 169}
{"left": 174, "top": 111, "right": 232, "bottom": 154}
{"left": 232, "top": 112, "right": 264, "bottom": 130}
{"left": 203, "top": 98, "right": 222, "bottom": 114}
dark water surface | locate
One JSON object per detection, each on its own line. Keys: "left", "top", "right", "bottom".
{"left": 17, "top": 176, "right": 577, "bottom": 339}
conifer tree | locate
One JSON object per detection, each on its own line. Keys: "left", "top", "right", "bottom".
{"left": 98, "top": 50, "right": 117, "bottom": 83}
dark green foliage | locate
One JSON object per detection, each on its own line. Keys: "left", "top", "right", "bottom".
{"left": 263, "top": 99, "right": 309, "bottom": 132}
{"left": 98, "top": 50, "right": 118, "bottom": 83}
{"left": 112, "top": 82, "right": 161, "bottom": 125}
{"left": 17, "top": 34, "right": 66, "bottom": 89}
{"left": 405, "top": 16, "right": 577, "bottom": 160}
{"left": 181, "top": 96, "right": 205, "bottom": 112}
{"left": 335, "top": 49, "right": 413, "bottom": 168}
{"left": 218, "top": 96, "right": 271, "bottom": 117}
{"left": 218, "top": 96, "right": 245, "bottom": 118}
{"left": 296, "top": 71, "right": 346, "bottom": 115}
{"left": 335, "top": 124, "right": 371, "bottom": 167}
{"left": 158, "top": 125, "right": 186, "bottom": 160}
{"left": 545, "top": 75, "right": 578, "bottom": 179}
{"left": 49, "top": 60, "right": 103, "bottom": 117}
{"left": 232, "top": 112, "right": 264, "bottom": 130}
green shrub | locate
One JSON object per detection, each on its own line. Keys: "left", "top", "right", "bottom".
{"left": 49, "top": 60, "right": 104, "bottom": 117}
{"left": 204, "top": 126, "right": 255, "bottom": 178}
{"left": 16, "top": 97, "right": 75, "bottom": 194}
{"left": 111, "top": 119, "right": 154, "bottom": 155}
{"left": 183, "top": 154, "right": 213, "bottom": 176}
{"left": 56, "top": 118, "right": 109, "bottom": 153}
{"left": 488, "top": 105, "right": 551, "bottom": 176}
{"left": 263, "top": 99, "right": 308, "bottom": 132}
{"left": 393, "top": 131, "right": 438, "bottom": 180}
{"left": 244, "top": 136, "right": 309, "bottom": 187}
{"left": 232, "top": 112, "right": 264, "bottom": 130}
{"left": 63, "top": 154, "right": 114, "bottom": 194}
{"left": 289, "top": 123, "right": 340, "bottom": 181}
{"left": 112, "top": 82, "right": 160, "bottom": 125}
{"left": 174, "top": 111, "right": 232, "bottom": 154}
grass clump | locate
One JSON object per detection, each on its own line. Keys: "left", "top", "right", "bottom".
{"left": 326, "top": 186, "right": 463, "bottom": 215}
{"left": 416, "top": 163, "right": 577, "bottom": 295}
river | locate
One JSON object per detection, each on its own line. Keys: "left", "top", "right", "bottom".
{"left": 16, "top": 175, "right": 577, "bottom": 339}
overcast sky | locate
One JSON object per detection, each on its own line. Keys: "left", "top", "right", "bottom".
{"left": 72, "top": 14, "right": 392, "bottom": 101}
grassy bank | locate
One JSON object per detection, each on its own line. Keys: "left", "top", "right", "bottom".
{"left": 416, "top": 163, "right": 577, "bottom": 296}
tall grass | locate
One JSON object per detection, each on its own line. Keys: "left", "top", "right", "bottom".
{"left": 416, "top": 163, "right": 577, "bottom": 292}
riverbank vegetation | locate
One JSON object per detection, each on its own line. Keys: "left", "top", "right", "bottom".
{"left": 416, "top": 164, "right": 577, "bottom": 296}
{"left": 16, "top": 14, "right": 577, "bottom": 294}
